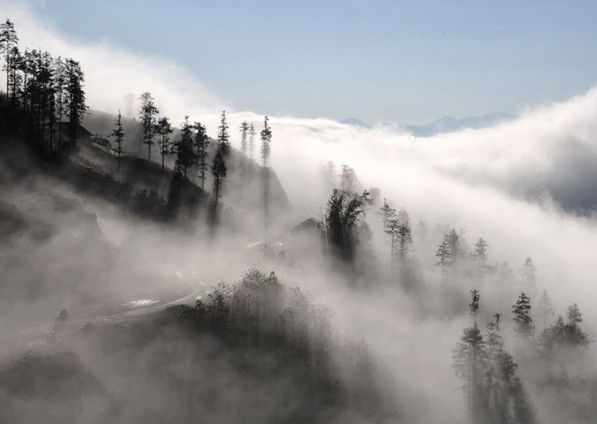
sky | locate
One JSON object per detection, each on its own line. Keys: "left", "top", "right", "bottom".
{"left": 9, "top": 0, "right": 597, "bottom": 123}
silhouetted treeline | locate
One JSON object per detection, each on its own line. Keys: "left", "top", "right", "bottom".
{"left": 0, "top": 19, "right": 87, "bottom": 159}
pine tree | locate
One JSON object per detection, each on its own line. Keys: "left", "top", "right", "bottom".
{"left": 260, "top": 115, "right": 272, "bottom": 167}
{"left": 325, "top": 189, "right": 372, "bottom": 264}
{"left": 139, "top": 91, "right": 159, "bottom": 161}
{"left": 519, "top": 257, "right": 536, "bottom": 293}
{"left": 155, "top": 116, "right": 173, "bottom": 173}
{"left": 64, "top": 58, "right": 86, "bottom": 152}
{"left": 444, "top": 229, "right": 461, "bottom": 264}
{"left": 564, "top": 304, "right": 589, "bottom": 347}
{"left": 453, "top": 322, "right": 486, "bottom": 424}
{"left": 385, "top": 217, "right": 412, "bottom": 277}
{"left": 435, "top": 240, "right": 451, "bottom": 281}
{"left": 469, "top": 289, "right": 480, "bottom": 317}
{"left": 248, "top": 123, "right": 256, "bottom": 161}
{"left": 474, "top": 238, "right": 488, "bottom": 263}
{"left": 173, "top": 116, "right": 197, "bottom": 178}
{"left": 512, "top": 292, "right": 534, "bottom": 338}
{"left": 260, "top": 116, "right": 273, "bottom": 232}
{"left": 536, "top": 289, "right": 555, "bottom": 331}
{"left": 0, "top": 19, "right": 18, "bottom": 100}
{"left": 210, "top": 147, "right": 227, "bottom": 229}
{"left": 53, "top": 57, "right": 66, "bottom": 147}
{"left": 239, "top": 120, "right": 249, "bottom": 156}
{"left": 217, "top": 110, "right": 230, "bottom": 156}
{"left": 378, "top": 198, "right": 396, "bottom": 229}
{"left": 110, "top": 110, "right": 125, "bottom": 181}
{"left": 194, "top": 121, "right": 210, "bottom": 190}
{"left": 339, "top": 164, "right": 358, "bottom": 193}
{"left": 397, "top": 208, "right": 410, "bottom": 227}
{"left": 485, "top": 314, "right": 536, "bottom": 424}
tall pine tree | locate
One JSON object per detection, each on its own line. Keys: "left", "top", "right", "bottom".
{"left": 139, "top": 91, "right": 159, "bottom": 161}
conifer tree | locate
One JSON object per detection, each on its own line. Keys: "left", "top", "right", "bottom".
{"left": 248, "top": 123, "right": 256, "bottom": 160}
{"left": 436, "top": 240, "right": 451, "bottom": 281}
{"left": 0, "top": 19, "right": 18, "bottom": 100}
{"left": 63, "top": 58, "right": 86, "bottom": 152}
{"left": 260, "top": 115, "right": 272, "bottom": 167}
{"left": 469, "top": 289, "right": 480, "bottom": 317}
{"left": 210, "top": 147, "right": 227, "bottom": 230}
{"left": 512, "top": 292, "right": 534, "bottom": 338}
{"left": 139, "top": 91, "right": 159, "bottom": 161}
{"left": 540, "top": 303, "right": 590, "bottom": 361}
{"left": 340, "top": 164, "right": 358, "bottom": 193}
{"left": 385, "top": 217, "right": 412, "bottom": 277}
{"left": 194, "top": 121, "right": 210, "bottom": 190}
{"left": 325, "top": 189, "right": 372, "bottom": 264}
{"left": 173, "top": 116, "right": 197, "bottom": 178}
{"left": 239, "top": 120, "right": 249, "bottom": 156}
{"left": 260, "top": 116, "right": 273, "bottom": 232}
{"left": 217, "top": 110, "right": 230, "bottom": 156}
{"left": 53, "top": 57, "right": 66, "bottom": 146}
{"left": 474, "top": 238, "right": 488, "bottom": 263}
{"left": 444, "top": 228, "right": 461, "bottom": 264}
{"left": 378, "top": 198, "right": 396, "bottom": 230}
{"left": 453, "top": 322, "right": 486, "bottom": 424}
{"left": 520, "top": 257, "right": 536, "bottom": 282}
{"left": 110, "top": 110, "right": 125, "bottom": 181}
{"left": 155, "top": 116, "right": 173, "bottom": 173}
{"left": 536, "top": 289, "right": 555, "bottom": 331}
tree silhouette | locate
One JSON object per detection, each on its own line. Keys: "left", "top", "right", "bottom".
{"left": 217, "top": 110, "right": 230, "bottom": 156}
{"left": 385, "top": 217, "right": 412, "bottom": 277}
{"left": 435, "top": 240, "right": 451, "bottom": 282}
{"left": 139, "top": 91, "right": 159, "bottom": 161}
{"left": 260, "top": 116, "right": 272, "bottom": 232}
{"left": 194, "top": 121, "right": 210, "bottom": 190}
{"left": 536, "top": 289, "right": 555, "bottom": 331}
{"left": 325, "top": 189, "right": 372, "bottom": 265}
{"left": 248, "top": 123, "right": 256, "bottom": 161}
{"left": 173, "top": 116, "right": 197, "bottom": 178}
{"left": 0, "top": 19, "right": 18, "bottom": 100}
{"left": 239, "top": 120, "right": 249, "bottom": 156}
{"left": 260, "top": 116, "right": 272, "bottom": 167}
{"left": 512, "top": 292, "right": 534, "bottom": 338}
{"left": 474, "top": 238, "right": 488, "bottom": 263}
{"left": 210, "top": 147, "right": 227, "bottom": 230}
{"left": 155, "top": 116, "right": 173, "bottom": 173}
{"left": 339, "top": 164, "right": 358, "bottom": 193}
{"left": 63, "top": 58, "right": 86, "bottom": 152}
{"left": 444, "top": 228, "right": 461, "bottom": 265}
{"left": 378, "top": 198, "right": 396, "bottom": 230}
{"left": 110, "top": 110, "right": 125, "bottom": 181}
{"left": 453, "top": 322, "right": 486, "bottom": 424}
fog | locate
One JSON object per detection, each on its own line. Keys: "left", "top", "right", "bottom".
{"left": 2, "top": 2, "right": 597, "bottom": 423}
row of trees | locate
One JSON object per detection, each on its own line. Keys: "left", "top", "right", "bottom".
{"left": 0, "top": 19, "right": 87, "bottom": 155}
{"left": 110, "top": 93, "right": 274, "bottom": 231}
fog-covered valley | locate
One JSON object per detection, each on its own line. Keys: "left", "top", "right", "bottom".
{"left": 2, "top": 3, "right": 597, "bottom": 424}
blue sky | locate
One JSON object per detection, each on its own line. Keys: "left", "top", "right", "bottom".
{"left": 26, "top": 0, "right": 597, "bottom": 123}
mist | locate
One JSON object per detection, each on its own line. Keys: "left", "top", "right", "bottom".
{"left": 2, "top": 2, "right": 597, "bottom": 424}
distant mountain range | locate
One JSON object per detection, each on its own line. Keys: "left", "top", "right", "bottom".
{"left": 340, "top": 112, "right": 517, "bottom": 137}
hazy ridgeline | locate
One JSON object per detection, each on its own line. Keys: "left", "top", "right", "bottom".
{"left": 2, "top": 7, "right": 597, "bottom": 424}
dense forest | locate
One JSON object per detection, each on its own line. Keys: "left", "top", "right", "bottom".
{"left": 1, "top": 17, "right": 596, "bottom": 424}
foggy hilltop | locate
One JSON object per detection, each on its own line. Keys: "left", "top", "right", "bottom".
{"left": 2, "top": 5, "right": 597, "bottom": 424}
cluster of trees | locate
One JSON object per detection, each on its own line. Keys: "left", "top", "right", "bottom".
{"left": 110, "top": 92, "right": 274, "bottom": 231}
{"left": 0, "top": 19, "right": 87, "bottom": 156}
{"left": 453, "top": 290, "right": 535, "bottom": 424}
{"left": 177, "top": 269, "right": 392, "bottom": 421}
{"left": 452, "top": 287, "right": 591, "bottom": 424}
{"left": 1, "top": 18, "right": 277, "bottom": 233}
